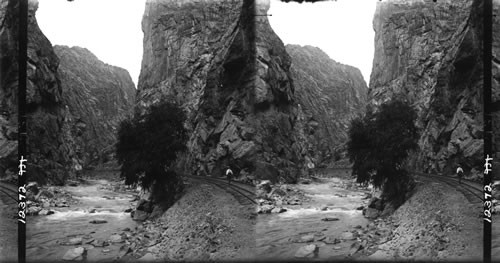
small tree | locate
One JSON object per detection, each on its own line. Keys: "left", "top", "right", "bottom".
{"left": 116, "top": 100, "right": 188, "bottom": 202}
{"left": 347, "top": 99, "right": 418, "bottom": 204}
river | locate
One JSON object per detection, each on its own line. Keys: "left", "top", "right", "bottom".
{"left": 27, "top": 178, "right": 138, "bottom": 262}
{"left": 256, "top": 176, "right": 372, "bottom": 260}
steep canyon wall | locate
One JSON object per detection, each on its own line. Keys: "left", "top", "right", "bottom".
{"left": 138, "top": 0, "right": 306, "bottom": 182}
{"left": 370, "top": 0, "right": 483, "bottom": 174}
{"left": 287, "top": 45, "right": 368, "bottom": 166}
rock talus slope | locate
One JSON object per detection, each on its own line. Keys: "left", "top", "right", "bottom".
{"left": 286, "top": 45, "right": 368, "bottom": 166}
{"left": 55, "top": 45, "right": 136, "bottom": 168}
{"left": 138, "top": 0, "right": 305, "bottom": 182}
{"left": 369, "top": 0, "right": 483, "bottom": 174}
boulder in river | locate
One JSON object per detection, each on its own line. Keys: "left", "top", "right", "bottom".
{"left": 299, "top": 234, "right": 315, "bottom": 243}
{"left": 363, "top": 208, "right": 380, "bottom": 219}
{"left": 321, "top": 217, "right": 339, "bottom": 222}
{"left": 91, "top": 240, "right": 109, "bottom": 247}
{"left": 66, "top": 237, "right": 82, "bottom": 246}
{"left": 38, "top": 209, "right": 55, "bottom": 216}
{"left": 62, "top": 247, "right": 85, "bottom": 261}
{"left": 109, "top": 234, "right": 124, "bottom": 243}
{"left": 324, "top": 236, "right": 341, "bottom": 244}
{"left": 132, "top": 210, "right": 150, "bottom": 221}
{"left": 257, "top": 205, "right": 274, "bottom": 214}
{"left": 271, "top": 207, "right": 287, "bottom": 213}
{"left": 340, "top": 231, "right": 355, "bottom": 240}
{"left": 294, "top": 244, "right": 318, "bottom": 258}
{"left": 368, "top": 197, "right": 383, "bottom": 210}
{"left": 27, "top": 206, "right": 42, "bottom": 216}
{"left": 89, "top": 219, "right": 107, "bottom": 224}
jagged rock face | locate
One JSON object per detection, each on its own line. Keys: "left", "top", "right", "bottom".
{"left": 0, "top": 0, "right": 72, "bottom": 184}
{"left": 369, "top": 0, "right": 483, "bottom": 174}
{"left": 286, "top": 45, "right": 368, "bottom": 166}
{"left": 138, "top": 0, "right": 305, "bottom": 182}
{"left": 493, "top": 0, "right": 500, "bottom": 159}
{"left": 0, "top": 0, "right": 20, "bottom": 179}
{"left": 54, "top": 45, "right": 136, "bottom": 168}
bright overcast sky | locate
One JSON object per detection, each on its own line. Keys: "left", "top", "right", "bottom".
{"left": 36, "top": 0, "right": 145, "bottom": 87}
{"left": 36, "top": 0, "right": 377, "bottom": 88}
{"left": 269, "top": 0, "right": 377, "bottom": 84}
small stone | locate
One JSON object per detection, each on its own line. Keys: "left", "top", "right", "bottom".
{"left": 109, "top": 234, "right": 124, "bottom": 243}
{"left": 324, "top": 236, "right": 341, "bottom": 244}
{"left": 67, "top": 237, "right": 82, "bottom": 245}
{"left": 294, "top": 244, "right": 318, "bottom": 258}
{"left": 300, "top": 234, "right": 315, "bottom": 243}
{"left": 62, "top": 247, "right": 85, "bottom": 261}
{"left": 341, "top": 231, "right": 355, "bottom": 240}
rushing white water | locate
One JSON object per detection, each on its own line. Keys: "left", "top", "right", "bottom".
{"left": 256, "top": 176, "right": 371, "bottom": 260}
{"left": 27, "top": 178, "right": 138, "bottom": 262}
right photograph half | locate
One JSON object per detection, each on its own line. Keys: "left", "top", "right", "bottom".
{"left": 254, "top": 0, "right": 484, "bottom": 261}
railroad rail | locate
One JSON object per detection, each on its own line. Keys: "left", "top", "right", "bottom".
{"left": 414, "top": 172, "right": 482, "bottom": 203}
{"left": 185, "top": 175, "right": 257, "bottom": 205}
{"left": 0, "top": 182, "right": 18, "bottom": 204}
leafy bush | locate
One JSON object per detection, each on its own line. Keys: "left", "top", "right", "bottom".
{"left": 116, "top": 100, "right": 188, "bottom": 201}
{"left": 347, "top": 99, "right": 419, "bottom": 203}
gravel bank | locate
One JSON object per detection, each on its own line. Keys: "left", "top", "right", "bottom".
{"left": 128, "top": 179, "right": 256, "bottom": 261}
{"left": 359, "top": 180, "right": 482, "bottom": 261}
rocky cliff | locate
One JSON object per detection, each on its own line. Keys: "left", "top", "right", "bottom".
{"left": 493, "top": 0, "right": 500, "bottom": 159}
{"left": 54, "top": 45, "right": 136, "bottom": 168}
{"left": 0, "top": 0, "right": 71, "bottom": 184}
{"left": 138, "top": 0, "right": 305, "bottom": 182}
{"left": 287, "top": 45, "right": 368, "bottom": 166}
{"left": 369, "top": 0, "right": 483, "bottom": 175}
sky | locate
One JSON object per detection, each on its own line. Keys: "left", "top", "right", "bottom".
{"left": 36, "top": 0, "right": 145, "bottom": 87}
{"left": 268, "top": 0, "right": 377, "bottom": 84}
{"left": 36, "top": 0, "right": 377, "bottom": 88}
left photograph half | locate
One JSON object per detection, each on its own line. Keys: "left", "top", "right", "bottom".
{"left": 19, "top": 0, "right": 258, "bottom": 262}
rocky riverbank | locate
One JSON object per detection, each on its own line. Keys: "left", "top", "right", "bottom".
{"left": 357, "top": 180, "right": 482, "bottom": 261}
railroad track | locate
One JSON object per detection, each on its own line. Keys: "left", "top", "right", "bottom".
{"left": 414, "top": 172, "right": 482, "bottom": 204}
{"left": 0, "top": 182, "right": 18, "bottom": 204}
{"left": 185, "top": 175, "right": 256, "bottom": 205}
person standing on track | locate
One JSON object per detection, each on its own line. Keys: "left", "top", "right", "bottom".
{"left": 456, "top": 165, "right": 464, "bottom": 184}
{"left": 226, "top": 167, "right": 233, "bottom": 185}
